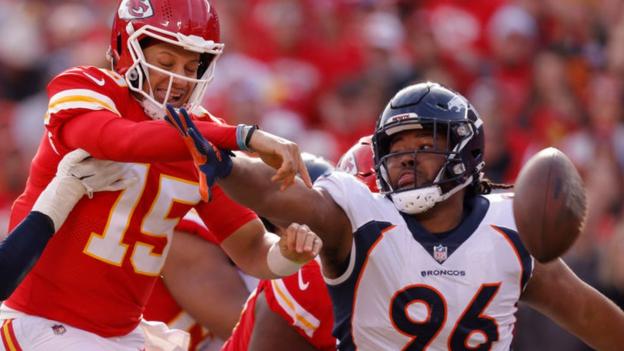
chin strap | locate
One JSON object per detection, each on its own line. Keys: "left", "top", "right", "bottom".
{"left": 141, "top": 98, "right": 165, "bottom": 120}
{"left": 390, "top": 186, "right": 442, "bottom": 214}
{"left": 390, "top": 175, "right": 474, "bottom": 214}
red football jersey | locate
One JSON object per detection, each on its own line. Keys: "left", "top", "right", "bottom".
{"left": 223, "top": 259, "right": 336, "bottom": 351}
{"left": 5, "top": 66, "right": 257, "bottom": 337}
{"left": 144, "top": 217, "right": 218, "bottom": 350}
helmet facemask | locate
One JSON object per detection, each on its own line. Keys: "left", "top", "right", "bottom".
{"left": 123, "top": 23, "right": 224, "bottom": 119}
{"left": 375, "top": 117, "right": 482, "bottom": 214}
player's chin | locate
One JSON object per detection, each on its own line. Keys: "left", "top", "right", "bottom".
{"left": 154, "top": 92, "right": 187, "bottom": 108}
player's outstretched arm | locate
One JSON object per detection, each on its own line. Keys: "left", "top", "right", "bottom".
{"left": 163, "top": 105, "right": 312, "bottom": 192}
{"left": 248, "top": 290, "right": 319, "bottom": 351}
{"left": 219, "top": 154, "right": 352, "bottom": 262}
{"left": 56, "top": 109, "right": 246, "bottom": 163}
{"left": 0, "top": 150, "right": 133, "bottom": 299}
{"left": 521, "top": 259, "right": 624, "bottom": 351}
{"left": 163, "top": 107, "right": 353, "bottom": 273}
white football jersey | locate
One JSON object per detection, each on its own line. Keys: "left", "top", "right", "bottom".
{"left": 315, "top": 172, "right": 533, "bottom": 351}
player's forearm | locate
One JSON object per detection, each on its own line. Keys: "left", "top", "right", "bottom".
{"left": 555, "top": 285, "right": 624, "bottom": 351}
{"left": 522, "top": 260, "right": 624, "bottom": 350}
{"left": 58, "top": 111, "right": 238, "bottom": 162}
{"left": 219, "top": 156, "right": 283, "bottom": 213}
{"left": 219, "top": 155, "right": 308, "bottom": 224}
{"left": 0, "top": 212, "right": 55, "bottom": 300}
{"left": 221, "top": 226, "right": 282, "bottom": 280}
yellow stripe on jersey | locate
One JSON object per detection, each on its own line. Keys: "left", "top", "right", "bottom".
{"left": 48, "top": 89, "right": 121, "bottom": 117}
{"left": 1, "top": 320, "right": 18, "bottom": 351}
{"left": 270, "top": 279, "right": 320, "bottom": 337}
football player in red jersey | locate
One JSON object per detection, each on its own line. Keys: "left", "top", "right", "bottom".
{"left": 0, "top": 0, "right": 318, "bottom": 350}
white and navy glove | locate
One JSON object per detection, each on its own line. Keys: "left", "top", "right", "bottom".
{"left": 32, "top": 149, "right": 135, "bottom": 231}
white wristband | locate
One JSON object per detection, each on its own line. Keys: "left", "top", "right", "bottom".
{"left": 267, "top": 242, "right": 303, "bottom": 277}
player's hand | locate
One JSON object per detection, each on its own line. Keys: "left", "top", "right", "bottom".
{"left": 33, "top": 149, "right": 135, "bottom": 231}
{"left": 247, "top": 130, "right": 313, "bottom": 191}
{"left": 59, "top": 149, "right": 136, "bottom": 198}
{"left": 164, "top": 104, "right": 233, "bottom": 202}
{"left": 278, "top": 223, "right": 322, "bottom": 264}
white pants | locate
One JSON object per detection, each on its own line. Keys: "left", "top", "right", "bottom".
{"left": 0, "top": 305, "right": 189, "bottom": 351}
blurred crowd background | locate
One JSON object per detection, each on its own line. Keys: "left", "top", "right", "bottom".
{"left": 1, "top": 0, "right": 623, "bottom": 349}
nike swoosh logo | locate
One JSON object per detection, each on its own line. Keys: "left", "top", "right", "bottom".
{"left": 83, "top": 72, "right": 105, "bottom": 86}
{"left": 297, "top": 269, "right": 309, "bottom": 291}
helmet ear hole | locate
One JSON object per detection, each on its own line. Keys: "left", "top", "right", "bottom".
{"left": 198, "top": 53, "right": 216, "bottom": 78}
{"left": 116, "top": 34, "right": 123, "bottom": 56}
{"left": 128, "top": 68, "right": 140, "bottom": 88}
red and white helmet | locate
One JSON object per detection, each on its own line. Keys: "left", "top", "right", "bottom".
{"left": 108, "top": 0, "right": 224, "bottom": 119}
{"left": 337, "top": 135, "right": 379, "bottom": 192}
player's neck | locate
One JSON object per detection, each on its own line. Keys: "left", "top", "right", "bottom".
{"left": 413, "top": 190, "right": 466, "bottom": 234}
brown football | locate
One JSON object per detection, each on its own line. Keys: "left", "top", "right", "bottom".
{"left": 512, "top": 147, "right": 587, "bottom": 263}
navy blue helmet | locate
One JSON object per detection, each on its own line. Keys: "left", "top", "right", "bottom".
{"left": 372, "top": 82, "right": 485, "bottom": 214}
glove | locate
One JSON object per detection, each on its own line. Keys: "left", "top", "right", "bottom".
{"left": 164, "top": 104, "right": 233, "bottom": 202}
{"left": 32, "top": 149, "right": 136, "bottom": 231}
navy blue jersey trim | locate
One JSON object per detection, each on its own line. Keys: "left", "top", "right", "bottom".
{"left": 327, "top": 220, "right": 394, "bottom": 351}
{"left": 400, "top": 195, "right": 490, "bottom": 264}
{"left": 491, "top": 225, "right": 533, "bottom": 290}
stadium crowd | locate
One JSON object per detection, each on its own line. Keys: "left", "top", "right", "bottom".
{"left": 1, "top": 0, "right": 623, "bottom": 349}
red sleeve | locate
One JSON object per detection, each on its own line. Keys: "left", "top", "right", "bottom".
{"left": 174, "top": 218, "right": 219, "bottom": 244}
{"left": 194, "top": 185, "right": 258, "bottom": 243}
{"left": 263, "top": 261, "right": 337, "bottom": 350}
{"left": 58, "top": 111, "right": 238, "bottom": 162}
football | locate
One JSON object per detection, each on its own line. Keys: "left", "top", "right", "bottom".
{"left": 512, "top": 147, "right": 587, "bottom": 263}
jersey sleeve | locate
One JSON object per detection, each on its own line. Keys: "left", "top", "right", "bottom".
{"left": 194, "top": 186, "right": 258, "bottom": 243}
{"left": 315, "top": 171, "right": 377, "bottom": 233}
{"left": 262, "top": 261, "right": 336, "bottom": 350}
{"left": 174, "top": 213, "right": 219, "bottom": 244}
{"left": 45, "top": 66, "right": 124, "bottom": 155}
{"left": 486, "top": 193, "right": 535, "bottom": 291}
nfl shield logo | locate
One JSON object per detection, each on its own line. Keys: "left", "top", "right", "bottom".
{"left": 433, "top": 244, "right": 448, "bottom": 263}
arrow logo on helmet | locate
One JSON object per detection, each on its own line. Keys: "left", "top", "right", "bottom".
{"left": 118, "top": 0, "right": 154, "bottom": 20}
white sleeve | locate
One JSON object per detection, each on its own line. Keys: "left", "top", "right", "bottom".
{"left": 314, "top": 171, "right": 379, "bottom": 233}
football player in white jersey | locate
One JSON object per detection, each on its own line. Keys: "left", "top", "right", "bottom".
{"left": 170, "top": 81, "right": 624, "bottom": 351}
